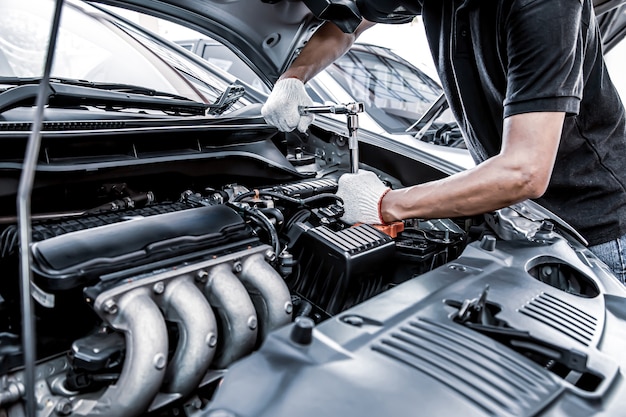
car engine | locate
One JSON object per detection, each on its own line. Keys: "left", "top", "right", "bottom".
{"left": 1, "top": 117, "right": 625, "bottom": 417}
{"left": 0, "top": 169, "right": 467, "bottom": 416}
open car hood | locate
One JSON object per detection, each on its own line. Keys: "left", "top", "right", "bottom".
{"left": 93, "top": 0, "right": 361, "bottom": 87}
{"left": 94, "top": 0, "right": 624, "bottom": 88}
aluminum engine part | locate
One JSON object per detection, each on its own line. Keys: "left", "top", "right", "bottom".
{"left": 156, "top": 276, "right": 217, "bottom": 395}
{"left": 73, "top": 286, "right": 168, "bottom": 417}
{"left": 79, "top": 244, "right": 291, "bottom": 417}
{"left": 2, "top": 243, "right": 292, "bottom": 417}
{"left": 204, "top": 264, "right": 258, "bottom": 368}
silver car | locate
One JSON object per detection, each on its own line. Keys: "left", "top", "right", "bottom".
{"left": 0, "top": 1, "right": 625, "bottom": 417}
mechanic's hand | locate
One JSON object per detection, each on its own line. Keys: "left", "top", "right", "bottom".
{"left": 336, "top": 170, "right": 391, "bottom": 225}
{"left": 261, "top": 78, "right": 314, "bottom": 132}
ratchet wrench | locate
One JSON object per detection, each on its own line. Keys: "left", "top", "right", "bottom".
{"left": 299, "top": 102, "right": 364, "bottom": 174}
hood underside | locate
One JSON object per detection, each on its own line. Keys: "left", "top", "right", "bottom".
{"left": 91, "top": 0, "right": 361, "bottom": 87}
{"left": 93, "top": 0, "right": 624, "bottom": 88}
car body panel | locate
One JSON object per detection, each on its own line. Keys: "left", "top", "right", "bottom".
{"left": 97, "top": 0, "right": 625, "bottom": 86}
{"left": 96, "top": 0, "right": 323, "bottom": 87}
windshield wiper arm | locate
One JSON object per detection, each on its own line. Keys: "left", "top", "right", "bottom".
{"left": 49, "top": 77, "right": 196, "bottom": 101}
{"left": 0, "top": 80, "right": 209, "bottom": 115}
{"left": 0, "top": 76, "right": 196, "bottom": 101}
{"left": 405, "top": 93, "right": 449, "bottom": 140}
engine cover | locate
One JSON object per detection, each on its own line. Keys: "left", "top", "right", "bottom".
{"left": 31, "top": 204, "right": 255, "bottom": 291}
{"left": 288, "top": 223, "right": 395, "bottom": 315}
{"left": 205, "top": 237, "right": 626, "bottom": 417}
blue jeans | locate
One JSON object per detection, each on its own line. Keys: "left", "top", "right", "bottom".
{"left": 588, "top": 233, "right": 626, "bottom": 285}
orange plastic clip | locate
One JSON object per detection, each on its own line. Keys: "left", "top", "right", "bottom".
{"left": 354, "top": 221, "right": 404, "bottom": 238}
{"left": 372, "top": 221, "right": 404, "bottom": 238}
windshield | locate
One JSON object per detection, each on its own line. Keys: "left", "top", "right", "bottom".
{"left": 325, "top": 46, "right": 452, "bottom": 134}
{"left": 0, "top": 0, "right": 252, "bottom": 111}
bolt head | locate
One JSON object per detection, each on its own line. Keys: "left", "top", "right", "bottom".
{"left": 153, "top": 281, "right": 165, "bottom": 294}
{"left": 247, "top": 316, "right": 258, "bottom": 330}
{"left": 102, "top": 299, "right": 118, "bottom": 315}
{"left": 196, "top": 270, "right": 209, "bottom": 283}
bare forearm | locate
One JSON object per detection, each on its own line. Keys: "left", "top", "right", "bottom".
{"left": 382, "top": 156, "right": 543, "bottom": 221}
{"left": 381, "top": 112, "right": 565, "bottom": 221}
{"left": 280, "top": 20, "right": 375, "bottom": 83}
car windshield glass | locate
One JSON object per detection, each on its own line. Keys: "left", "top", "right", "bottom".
{"left": 0, "top": 0, "right": 247, "bottom": 109}
{"left": 326, "top": 48, "right": 450, "bottom": 134}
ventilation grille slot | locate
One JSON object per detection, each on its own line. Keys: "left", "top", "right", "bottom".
{"left": 313, "top": 224, "right": 392, "bottom": 255}
{"left": 372, "top": 318, "right": 562, "bottom": 417}
{"left": 519, "top": 292, "right": 597, "bottom": 346}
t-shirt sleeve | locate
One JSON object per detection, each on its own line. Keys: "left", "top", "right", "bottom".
{"left": 503, "top": 0, "right": 586, "bottom": 118}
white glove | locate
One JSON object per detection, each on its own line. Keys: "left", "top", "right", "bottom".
{"left": 261, "top": 78, "right": 314, "bottom": 132}
{"left": 336, "top": 170, "right": 390, "bottom": 225}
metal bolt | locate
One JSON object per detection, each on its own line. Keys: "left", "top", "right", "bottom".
{"left": 102, "top": 299, "right": 118, "bottom": 315}
{"left": 55, "top": 399, "right": 73, "bottom": 416}
{"left": 540, "top": 221, "right": 554, "bottom": 232}
{"left": 542, "top": 265, "right": 553, "bottom": 278}
{"left": 232, "top": 261, "right": 243, "bottom": 274}
{"left": 285, "top": 301, "right": 293, "bottom": 315}
{"left": 153, "top": 281, "right": 165, "bottom": 294}
{"left": 265, "top": 249, "right": 276, "bottom": 263}
{"left": 195, "top": 270, "right": 209, "bottom": 284}
{"left": 247, "top": 316, "right": 258, "bottom": 330}
{"left": 191, "top": 398, "right": 203, "bottom": 410}
{"left": 206, "top": 332, "right": 217, "bottom": 348}
{"left": 448, "top": 264, "right": 467, "bottom": 272}
{"left": 153, "top": 353, "right": 166, "bottom": 370}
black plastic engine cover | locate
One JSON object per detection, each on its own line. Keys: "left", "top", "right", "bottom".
{"left": 288, "top": 223, "right": 395, "bottom": 315}
{"left": 205, "top": 237, "right": 626, "bottom": 417}
{"left": 31, "top": 204, "right": 255, "bottom": 291}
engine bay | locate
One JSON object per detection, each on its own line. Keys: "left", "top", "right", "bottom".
{"left": 1, "top": 120, "right": 625, "bottom": 417}
{"left": 0, "top": 126, "right": 472, "bottom": 416}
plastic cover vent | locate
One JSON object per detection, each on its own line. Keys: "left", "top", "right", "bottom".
{"left": 519, "top": 292, "right": 597, "bottom": 346}
{"left": 372, "top": 318, "right": 562, "bottom": 417}
{"left": 312, "top": 224, "right": 391, "bottom": 255}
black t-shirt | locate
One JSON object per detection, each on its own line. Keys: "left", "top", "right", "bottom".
{"left": 357, "top": 0, "right": 626, "bottom": 245}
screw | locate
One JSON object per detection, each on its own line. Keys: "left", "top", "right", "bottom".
{"left": 196, "top": 270, "right": 209, "bottom": 284}
{"left": 247, "top": 316, "right": 258, "bottom": 330}
{"left": 265, "top": 249, "right": 276, "bottom": 263}
{"left": 232, "top": 261, "right": 243, "bottom": 274}
{"left": 206, "top": 332, "right": 217, "bottom": 348}
{"left": 153, "top": 353, "right": 166, "bottom": 370}
{"left": 55, "top": 399, "right": 73, "bottom": 416}
{"left": 102, "top": 299, "right": 118, "bottom": 315}
{"left": 153, "top": 282, "right": 165, "bottom": 294}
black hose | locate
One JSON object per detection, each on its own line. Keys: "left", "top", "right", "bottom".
{"left": 234, "top": 204, "right": 281, "bottom": 256}
{"left": 233, "top": 190, "right": 342, "bottom": 207}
